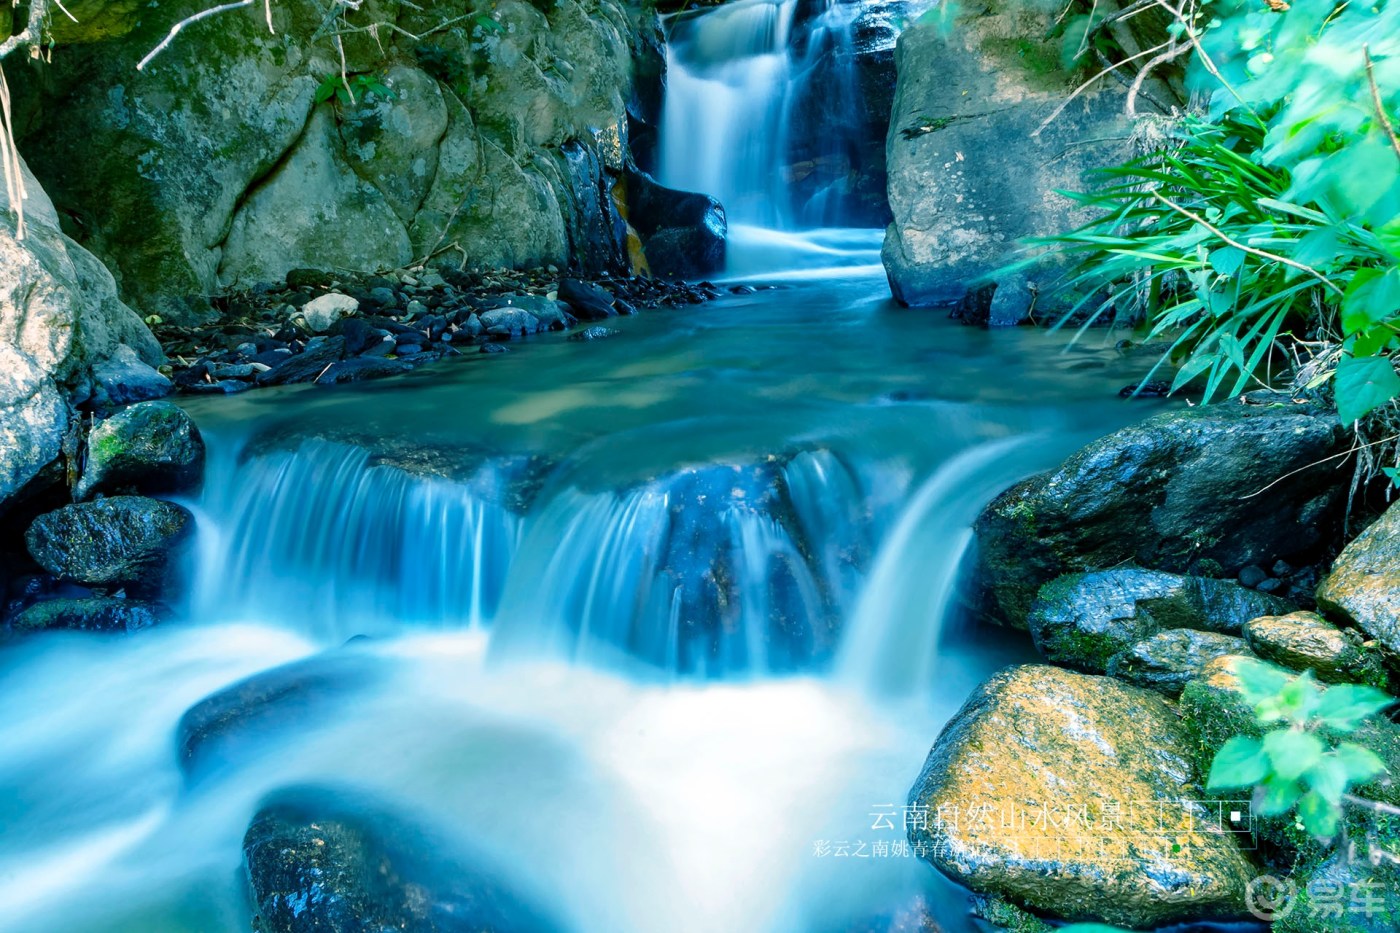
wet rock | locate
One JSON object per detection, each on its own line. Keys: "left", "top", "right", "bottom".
{"left": 315, "top": 357, "right": 415, "bottom": 385}
{"left": 1275, "top": 851, "right": 1400, "bottom": 933}
{"left": 25, "top": 496, "right": 193, "bottom": 597}
{"left": 75, "top": 401, "right": 205, "bottom": 500}
{"left": 1106, "top": 628, "right": 1250, "bottom": 697}
{"left": 479, "top": 343, "right": 511, "bottom": 354}
{"left": 0, "top": 344, "right": 67, "bottom": 517}
{"left": 622, "top": 168, "right": 727, "bottom": 278}
{"left": 243, "top": 787, "right": 565, "bottom": 933}
{"left": 88, "top": 344, "right": 173, "bottom": 410}
{"left": 1027, "top": 568, "right": 1290, "bottom": 672}
{"left": 908, "top": 664, "right": 1253, "bottom": 928}
{"left": 1243, "top": 611, "right": 1387, "bottom": 686}
{"left": 1317, "top": 501, "right": 1400, "bottom": 661}
{"left": 301, "top": 292, "right": 359, "bottom": 333}
{"left": 478, "top": 307, "right": 542, "bottom": 339}
{"left": 557, "top": 277, "right": 617, "bottom": 321}
{"left": 256, "top": 336, "right": 347, "bottom": 386}
{"left": 1238, "top": 565, "right": 1269, "bottom": 589}
{"left": 567, "top": 326, "right": 621, "bottom": 342}
{"left": 975, "top": 401, "right": 1347, "bottom": 628}
{"left": 177, "top": 652, "right": 379, "bottom": 778}
{"left": 10, "top": 596, "right": 162, "bottom": 634}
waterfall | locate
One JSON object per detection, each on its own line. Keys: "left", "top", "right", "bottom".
{"left": 660, "top": 0, "right": 894, "bottom": 228}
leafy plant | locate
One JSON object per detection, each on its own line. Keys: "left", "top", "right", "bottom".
{"left": 1205, "top": 658, "right": 1393, "bottom": 841}
{"left": 314, "top": 72, "right": 396, "bottom": 107}
{"left": 1037, "top": 0, "right": 1400, "bottom": 426}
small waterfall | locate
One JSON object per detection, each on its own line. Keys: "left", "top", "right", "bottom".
{"left": 193, "top": 440, "right": 522, "bottom": 639}
{"left": 661, "top": 0, "right": 890, "bottom": 228}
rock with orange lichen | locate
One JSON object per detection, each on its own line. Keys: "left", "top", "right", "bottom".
{"left": 907, "top": 664, "right": 1255, "bottom": 929}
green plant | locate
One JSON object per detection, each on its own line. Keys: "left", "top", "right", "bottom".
{"left": 1037, "top": 0, "right": 1400, "bottom": 427}
{"left": 314, "top": 72, "right": 395, "bottom": 107}
{"left": 1206, "top": 658, "right": 1393, "bottom": 841}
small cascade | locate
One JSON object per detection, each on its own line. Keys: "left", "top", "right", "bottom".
{"left": 193, "top": 440, "right": 523, "bottom": 639}
{"left": 661, "top": 0, "right": 898, "bottom": 228}
{"left": 490, "top": 453, "right": 888, "bottom": 677}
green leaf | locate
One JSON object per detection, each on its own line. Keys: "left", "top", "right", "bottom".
{"left": 1209, "top": 246, "right": 1246, "bottom": 276}
{"left": 1207, "top": 735, "right": 1271, "bottom": 790}
{"left": 1304, "top": 757, "right": 1348, "bottom": 801}
{"left": 1235, "top": 658, "right": 1294, "bottom": 705}
{"left": 1263, "top": 729, "right": 1325, "bottom": 781}
{"left": 1297, "top": 789, "right": 1341, "bottom": 839}
{"left": 474, "top": 13, "right": 506, "bottom": 33}
{"left": 1384, "top": 467, "right": 1400, "bottom": 489}
{"left": 1342, "top": 268, "right": 1400, "bottom": 336}
{"left": 314, "top": 77, "right": 337, "bottom": 104}
{"left": 1335, "top": 354, "right": 1400, "bottom": 424}
{"left": 1257, "top": 774, "right": 1304, "bottom": 816}
{"left": 1277, "top": 672, "right": 1323, "bottom": 726}
{"left": 1334, "top": 742, "right": 1388, "bottom": 783}
{"left": 1315, "top": 684, "right": 1394, "bottom": 731}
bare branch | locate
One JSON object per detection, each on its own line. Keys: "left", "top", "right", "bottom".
{"left": 137, "top": 0, "right": 256, "bottom": 71}
{"left": 1127, "top": 40, "right": 1190, "bottom": 115}
{"left": 1365, "top": 45, "right": 1400, "bottom": 165}
{"left": 1033, "top": 38, "right": 1173, "bottom": 137}
{"left": 0, "top": 0, "right": 49, "bottom": 60}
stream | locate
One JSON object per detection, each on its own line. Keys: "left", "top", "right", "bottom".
{"left": 0, "top": 3, "right": 1170, "bottom": 931}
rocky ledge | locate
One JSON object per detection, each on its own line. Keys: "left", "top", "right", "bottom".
{"left": 153, "top": 265, "right": 734, "bottom": 395}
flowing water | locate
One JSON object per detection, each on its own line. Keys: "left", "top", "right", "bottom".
{"left": 0, "top": 5, "right": 1169, "bottom": 932}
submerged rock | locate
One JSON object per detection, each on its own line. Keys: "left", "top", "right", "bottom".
{"left": 75, "top": 401, "right": 205, "bottom": 500}
{"left": 1244, "top": 611, "right": 1387, "bottom": 686}
{"left": 1317, "top": 502, "right": 1400, "bottom": 661}
{"left": 243, "top": 787, "right": 565, "bottom": 933}
{"left": 25, "top": 496, "right": 193, "bottom": 597}
{"left": 908, "top": 664, "right": 1253, "bottom": 928}
{"left": 975, "top": 401, "right": 1347, "bottom": 628}
{"left": 9, "top": 596, "right": 162, "bottom": 634}
{"left": 177, "top": 651, "right": 380, "bottom": 779}
{"left": 1106, "top": 628, "right": 1250, "bottom": 697}
{"left": 1027, "top": 568, "right": 1289, "bottom": 672}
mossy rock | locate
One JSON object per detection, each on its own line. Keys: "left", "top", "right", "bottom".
{"left": 76, "top": 400, "right": 205, "bottom": 500}
{"left": 1244, "top": 611, "right": 1389, "bottom": 689}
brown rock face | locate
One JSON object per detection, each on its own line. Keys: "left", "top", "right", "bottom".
{"left": 908, "top": 664, "right": 1255, "bottom": 929}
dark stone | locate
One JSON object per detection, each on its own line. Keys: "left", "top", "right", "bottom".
{"left": 1238, "top": 565, "right": 1269, "bottom": 589}
{"left": 285, "top": 268, "right": 334, "bottom": 289}
{"left": 974, "top": 402, "right": 1348, "bottom": 628}
{"left": 567, "top": 326, "right": 621, "bottom": 342}
{"left": 315, "top": 357, "right": 414, "bottom": 385}
{"left": 75, "top": 401, "right": 205, "bottom": 500}
{"left": 479, "top": 343, "right": 511, "bottom": 354}
{"left": 252, "top": 348, "right": 293, "bottom": 367}
{"left": 25, "top": 496, "right": 194, "bottom": 597}
{"left": 369, "top": 286, "right": 398, "bottom": 309}
{"left": 178, "top": 652, "right": 379, "bottom": 778}
{"left": 624, "top": 168, "right": 726, "bottom": 279}
{"left": 10, "top": 596, "right": 163, "bottom": 634}
{"left": 337, "top": 316, "right": 376, "bottom": 355}
{"left": 243, "top": 787, "right": 565, "bottom": 933}
{"left": 1027, "top": 568, "right": 1291, "bottom": 673}
{"left": 256, "top": 336, "right": 347, "bottom": 386}
{"left": 556, "top": 278, "right": 617, "bottom": 321}
{"left": 1119, "top": 381, "right": 1173, "bottom": 398}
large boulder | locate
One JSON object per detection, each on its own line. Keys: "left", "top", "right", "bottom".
{"left": 908, "top": 664, "right": 1254, "bottom": 928}
{"left": 622, "top": 168, "right": 726, "bottom": 278}
{"left": 975, "top": 401, "right": 1348, "bottom": 628}
{"left": 75, "top": 400, "right": 205, "bottom": 500}
{"left": 1027, "top": 568, "right": 1289, "bottom": 672}
{"left": 1317, "top": 502, "right": 1400, "bottom": 661}
{"left": 0, "top": 155, "right": 163, "bottom": 516}
{"left": 243, "top": 787, "right": 564, "bottom": 933}
{"left": 25, "top": 495, "right": 193, "bottom": 597}
{"left": 15, "top": 0, "right": 648, "bottom": 321}
{"left": 881, "top": 1, "right": 1138, "bottom": 320}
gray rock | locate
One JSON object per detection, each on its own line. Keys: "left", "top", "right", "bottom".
{"left": 1107, "top": 628, "right": 1251, "bottom": 697}
{"left": 479, "top": 307, "right": 543, "bottom": 339}
{"left": 975, "top": 401, "right": 1347, "bottom": 628}
{"left": 881, "top": 3, "right": 1139, "bottom": 319}
{"left": 1317, "top": 502, "right": 1400, "bottom": 661}
{"left": 89, "top": 345, "right": 173, "bottom": 410}
{"left": 256, "top": 336, "right": 347, "bottom": 386}
{"left": 244, "top": 788, "right": 566, "bottom": 933}
{"left": 300, "top": 292, "right": 359, "bottom": 333}
{"left": 482, "top": 295, "right": 573, "bottom": 331}
{"left": 1028, "top": 568, "right": 1290, "bottom": 672}
{"left": 908, "top": 664, "right": 1252, "bottom": 928}
{"left": 25, "top": 496, "right": 194, "bottom": 597}
{"left": 75, "top": 401, "right": 205, "bottom": 500}
{"left": 10, "top": 597, "right": 162, "bottom": 634}
{"left": 0, "top": 345, "right": 67, "bottom": 517}
{"left": 1244, "top": 611, "right": 1387, "bottom": 686}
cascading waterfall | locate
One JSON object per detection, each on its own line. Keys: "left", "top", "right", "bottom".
{"left": 660, "top": 0, "right": 883, "bottom": 228}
